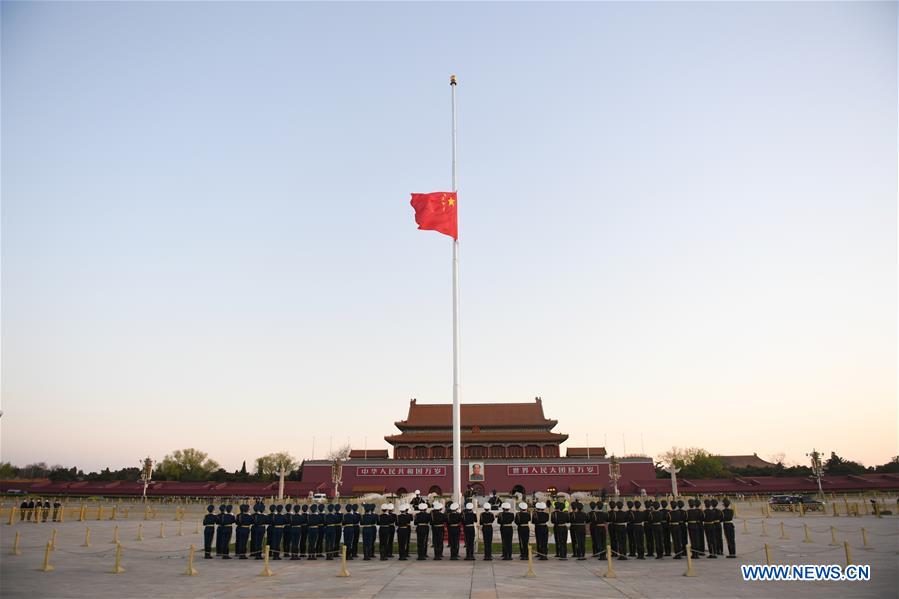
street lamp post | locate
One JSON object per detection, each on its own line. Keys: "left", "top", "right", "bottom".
{"left": 807, "top": 449, "right": 825, "bottom": 500}
{"left": 609, "top": 455, "right": 621, "bottom": 499}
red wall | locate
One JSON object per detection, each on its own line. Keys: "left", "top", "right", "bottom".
{"left": 302, "top": 459, "right": 656, "bottom": 495}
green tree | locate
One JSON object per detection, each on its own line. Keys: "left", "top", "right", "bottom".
{"left": 873, "top": 456, "right": 899, "bottom": 474}
{"left": 156, "top": 448, "right": 220, "bottom": 481}
{"left": 255, "top": 451, "right": 298, "bottom": 480}
{"left": 0, "top": 462, "right": 18, "bottom": 478}
{"left": 823, "top": 451, "right": 866, "bottom": 475}
{"left": 660, "top": 447, "right": 730, "bottom": 479}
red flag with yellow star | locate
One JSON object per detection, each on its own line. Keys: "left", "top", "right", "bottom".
{"left": 410, "top": 192, "right": 457, "bottom": 240}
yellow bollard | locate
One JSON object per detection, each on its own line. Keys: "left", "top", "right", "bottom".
{"left": 742, "top": 520, "right": 749, "bottom": 535}
{"left": 97, "top": 505, "right": 104, "bottom": 520}
{"left": 779, "top": 522, "right": 787, "bottom": 540}
{"left": 683, "top": 541, "right": 696, "bottom": 577}
{"left": 178, "top": 521, "right": 183, "bottom": 536}
{"left": 862, "top": 500, "right": 869, "bottom": 515}
{"left": 764, "top": 543, "right": 771, "bottom": 565}
{"left": 843, "top": 541, "right": 852, "bottom": 566}
{"left": 194, "top": 519, "right": 200, "bottom": 534}
{"left": 79, "top": 505, "right": 86, "bottom": 522}
{"left": 832, "top": 503, "right": 838, "bottom": 517}
{"left": 873, "top": 502, "right": 881, "bottom": 518}
{"left": 861, "top": 527, "right": 870, "bottom": 549}
{"left": 38, "top": 541, "right": 54, "bottom": 572}
{"left": 7, "top": 505, "right": 15, "bottom": 526}
{"left": 185, "top": 544, "right": 199, "bottom": 576}
{"left": 111, "top": 543, "right": 125, "bottom": 574}
{"left": 110, "top": 506, "right": 117, "bottom": 521}
{"left": 603, "top": 540, "right": 617, "bottom": 578}
{"left": 59, "top": 505, "right": 65, "bottom": 523}
{"left": 259, "top": 544, "right": 274, "bottom": 577}
{"left": 137, "top": 523, "right": 144, "bottom": 541}
{"left": 802, "top": 523, "right": 812, "bottom": 543}
{"left": 83, "top": 527, "right": 92, "bottom": 547}
{"left": 843, "top": 497, "right": 849, "bottom": 516}
{"left": 829, "top": 526, "right": 838, "bottom": 546}
{"left": 525, "top": 544, "right": 536, "bottom": 578}
{"left": 50, "top": 528, "right": 58, "bottom": 550}
{"left": 159, "top": 522, "right": 166, "bottom": 538}
{"left": 10, "top": 531, "right": 22, "bottom": 555}
{"left": 123, "top": 507, "right": 130, "bottom": 520}
{"left": 111, "top": 525, "right": 120, "bottom": 544}
{"left": 144, "top": 507, "right": 151, "bottom": 521}
{"left": 337, "top": 544, "right": 350, "bottom": 577}
{"left": 765, "top": 503, "right": 770, "bottom": 518}
{"left": 760, "top": 521, "right": 768, "bottom": 537}
{"left": 798, "top": 501, "right": 805, "bottom": 517}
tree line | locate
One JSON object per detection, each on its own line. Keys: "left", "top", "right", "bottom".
{"left": 653, "top": 448, "right": 899, "bottom": 479}
{"left": 0, "top": 449, "right": 304, "bottom": 483}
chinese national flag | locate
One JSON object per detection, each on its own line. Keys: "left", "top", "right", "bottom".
{"left": 410, "top": 192, "right": 457, "bottom": 240}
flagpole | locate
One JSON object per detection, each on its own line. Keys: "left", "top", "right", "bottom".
{"left": 450, "top": 74, "right": 461, "bottom": 506}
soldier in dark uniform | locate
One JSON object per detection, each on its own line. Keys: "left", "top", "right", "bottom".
{"left": 26, "top": 498, "right": 35, "bottom": 522}
{"left": 446, "top": 502, "right": 462, "bottom": 560}
{"left": 351, "top": 504, "right": 361, "bottom": 558}
{"left": 594, "top": 502, "right": 608, "bottom": 559}
{"left": 630, "top": 501, "right": 646, "bottom": 559}
{"left": 52, "top": 499, "right": 61, "bottom": 522}
{"left": 497, "top": 502, "right": 515, "bottom": 560}
{"left": 396, "top": 504, "right": 413, "bottom": 560}
{"left": 270, "top": 505, "right": 287, "bottom": 560}
{"left": 213, "top": 505, "right": 227, "bottom": 557}
{"left": 607, "top": 501, "right": 619, "bottom": 556}
{"left": 659, "top": 500, "right": 672, "bottom": 556}
{"left": 488, "top": 490, "right": 501, "bottom": 510}
{"left": 323, "top": 504, "right": 338, "bottom": 560}
{"left": 697, "top": 499, "right": 717, "bottom": 559}
{"left": 587, "top": 502, "right": 598, "bottom": 557}
{"left": 702, "top": 499, "right": 717, "bottom": 558}
{"left": 625, "top": 500, "right": 636, "bottom": 556}
{"left": 615, "top": 501, "right": 630, "bottom": 560}
{"left": 235, "top": 503, "right": 253, "bottom": 558}
{"left": 289, "top": 505, "right": 303, "bottom": 559}
{"left": 648, "top": 501, "right": 665, "bottom": 560}
{"left": 305, "top": 503, "right": 321, "bottom": 560}
{"left": 414, "top": 502, "right": 431, "bottom": 560}
{"left": 644, "top": 500, "right": 656, "bottom": 557}
{"left": 462, "top": 503, "right": 478, "bottom": 560}
{"left": 710, "top": 499, "right": 724, "bottom": 556}
{"left": 298, "top": 504, "right": 309, "bottom": 558}
{"left": 571, "top": 501, "right": 589, "bottom": 560}
{"left": 219, "top": 505, "right": 236, "bottom": 559}
{"left": 479, "top": 503, "right": 495, "bottom": 561}
{"left": 686, "top": 499, "right": 704, "bottom": 559}
{"left": 360, "top": 504, "right": 377, "bottom": 560}
{"left": 378, "top": 503, "right": 396, "bottom": 560}
{"left": 19, "top": 499, "right": 27, "bottom": 521}
{"left": 669, "top": 500, "right": 685, "bottom": 559}
{"left": 721, "top": 498, "right": 736, "bottom": 558}
{"left": 282, "top": 503, "right": 293, "bottom": 557}
{"left": 532, "top": 502, "right": 549, "bottom": 560}
{"left": 250, "top": 503, "right": 266, "bottom": 559}
{"left": 430, "top": 501, "right": 446, "bottom": 559}
{"left": 42, "top": 499, "right": 50, "bottom": 522}
{"left": 514, "top": 502, "right": 531, "bottom": 560}
{"left": 340, "top": 504, "right": 354, "bottom": 559}
{"left": 551, "top": 501, "right": 569, "bottom": 560}
{"left": 677, "top": 500, "right": 688, "bottom": 551}
{"left": 202, "top": 505, "right": 218, "bottom": 559}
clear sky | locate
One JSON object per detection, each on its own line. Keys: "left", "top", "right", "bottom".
{"left": 2, "top": 1, "right": 896, "bottom": 473}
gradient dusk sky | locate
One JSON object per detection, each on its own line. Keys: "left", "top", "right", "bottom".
{"left": 2, "top": 1, "right": 896, "bottom": 472}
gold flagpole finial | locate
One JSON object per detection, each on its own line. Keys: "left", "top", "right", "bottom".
{"left": 450, "top": 74, "right": 457, "bottom": 86}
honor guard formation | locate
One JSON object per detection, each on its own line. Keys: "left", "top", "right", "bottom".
{"left": 198, "top": 493, "right": 737, "bottom": 562}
